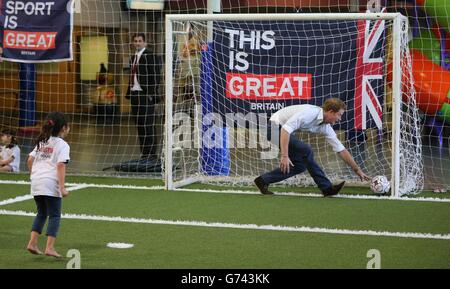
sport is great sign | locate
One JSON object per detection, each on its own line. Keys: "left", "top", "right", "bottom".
{"left": 0, "top": 0, "right": 73, "bottom": 62}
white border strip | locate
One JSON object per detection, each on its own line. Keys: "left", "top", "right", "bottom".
{"left": 0, "top": 179, "right": 448, "bottom": 203}
{"left": 0, "top": 180, "right": 31, "bottom": 185}
{"left": 175, "top": 188, "right": 450, "bottom": 203}
{"left": 67, "top": 184, "right": 91, "bottom": 191}
{"left": 67, "top": 183, "right": 165, "bottom": 190}
{"left": 1, "top": 209, "right": 449, "bottom": 240}
{"left": 0, "top": 184, "right": 90, "bottom": 206}
{"left": 0, "top": 195, "right": 34, "bottom": 206}
{"left": 0, "top": 180, "right": 164, "bottom": 191}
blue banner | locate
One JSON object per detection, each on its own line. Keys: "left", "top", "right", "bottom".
{"left": 0, "top": 0, "right": 73, "bottom": 62}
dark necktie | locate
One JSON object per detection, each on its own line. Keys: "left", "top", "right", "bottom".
{"left": 130, "top": 54, "right": 138, "bottom": 87}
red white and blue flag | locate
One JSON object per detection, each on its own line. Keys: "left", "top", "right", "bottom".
{"left": 354, "top": 15, "right": 386, "bottom": 130}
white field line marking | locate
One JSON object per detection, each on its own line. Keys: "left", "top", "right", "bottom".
{"left": 67, "top": 184, "right": 90, "bottom": 191}
{"left": 0, "top": 180, "right": 449, "bottom": 203}
{"left": 1, "top": 209, "right": 450, "bottom": 241}
{"left": 0, "top": 195, "right": 34, "bottom": 206}
{"left": 107, "top": 242, "right": 134, "bottom": 249}
{"left": 0, "top": 184, "right": 90, "bottom": 206}
{"left": 0, "top": 180, "right": 165, "bottom": 190}
{"left": 176, "top": 188, "right": 450, "bottom": 203}
{"left": 65, "top": 183, "right": 165, "bottom": 190}
{"left": 0, "top": 180, "right": 30, "bottom": 185}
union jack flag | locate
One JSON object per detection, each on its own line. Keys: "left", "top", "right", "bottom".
{"left": 354, "top": 11, "right": 386, "bottom": 130}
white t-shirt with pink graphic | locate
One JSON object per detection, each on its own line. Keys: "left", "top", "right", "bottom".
{"left": 29, "top": 136, "right": 70, "bottom": 197}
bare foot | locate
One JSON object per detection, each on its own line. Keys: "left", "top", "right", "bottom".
{"left": 45, "top": 249, "right": 62, "bottom": 258}
{"left": 27, "top": 245, "right": 43, "bottom": 255}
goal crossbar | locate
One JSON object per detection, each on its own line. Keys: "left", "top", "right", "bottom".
{"left": 166, "top": 13, "right": 404, "bottom": 22}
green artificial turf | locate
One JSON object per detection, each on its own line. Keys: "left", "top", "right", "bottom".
{"left": 0, "top": 175, "right": 449, "bottom": 269}
{"left": 1, "top": 214, "right": 449, "bottom": 269}
{"left": 0, "top": 184, "right": 30, "bottom": 201}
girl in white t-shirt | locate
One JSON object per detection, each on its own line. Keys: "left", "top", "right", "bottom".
{"left": 26, "top": 112, "right": 70, "bottom": 258}
{"left": 0, "top": 128, "right": 20, "bottom": 172}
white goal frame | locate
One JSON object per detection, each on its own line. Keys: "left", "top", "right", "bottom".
{"left": 165, "top": 13, "right": 409, "bottom": 197}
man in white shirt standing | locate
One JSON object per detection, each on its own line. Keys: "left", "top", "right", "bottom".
{"left": 126, "top": 33, "right": 162, "bottom": 160}
{"left": 254, "top": 98, "right": 371, "bottom": 196}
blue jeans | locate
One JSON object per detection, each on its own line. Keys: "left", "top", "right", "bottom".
{"left": 260, "top": 135, "right": 332, "bottom": 191}
{"left": 31, "top": 196, "right": 62, "bottom": 238}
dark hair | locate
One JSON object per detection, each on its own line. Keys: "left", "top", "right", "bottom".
{"left": 1, "top": 128, "right": 17, "bottom": 149}
{"left": 35, "top": 112, "right": 69, "bottom": 150}
{"left": 133, "top": 33, "right": 146, "bottom": 42}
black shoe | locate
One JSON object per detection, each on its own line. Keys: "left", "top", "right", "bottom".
{"left": 254, "top": 177, "right": 273, "bottom": 195}
{"left": 322, "top": 181, "right": 345, "bottom": 197}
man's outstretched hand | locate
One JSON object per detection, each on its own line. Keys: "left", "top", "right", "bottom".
{"left": 356, "top": 169, "right": 371, "bottom": 182}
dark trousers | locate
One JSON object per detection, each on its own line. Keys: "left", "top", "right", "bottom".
{"left": 31, "top": 196, "right": 62, "bottom": 238}
{"left": 130, "top": 91, "right": 157, "bottom": 159}
{"left": 260, "top": 135, "right": 332, "bottom": 191}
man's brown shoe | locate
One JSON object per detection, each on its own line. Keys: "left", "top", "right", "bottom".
{"left": 254, "top": 177, "right": 273, "bottom": 195}
{"left": 322, "top": 181, "right": 345, "bottom": 197}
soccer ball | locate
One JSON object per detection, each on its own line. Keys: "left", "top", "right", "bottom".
{"left": 370, "top": 175, "right": 391, "bottom": 195}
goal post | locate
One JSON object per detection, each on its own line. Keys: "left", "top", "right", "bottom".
{"left": 391, "top": 15, "right": 403, "bottom": 198}
{"left": 164, "top": 12, "right": 423, "bottom": 197}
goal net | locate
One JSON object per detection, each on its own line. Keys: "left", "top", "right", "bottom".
{"left": 164, "top": 13, "right": 423, "bottom": 197}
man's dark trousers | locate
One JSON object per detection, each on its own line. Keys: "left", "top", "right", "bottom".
{"left": 260, "top": 135, "right": 332, "bottom": 191}
{"left": 130, "top": 90, "right": 157, "bottom": 159}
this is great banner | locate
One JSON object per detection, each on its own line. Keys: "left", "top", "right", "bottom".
{"left": 210, "top": 20, "right": 386, "bottom": 130}
{"left": 0, "top": 0, "right": 73, "bottom": 62}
